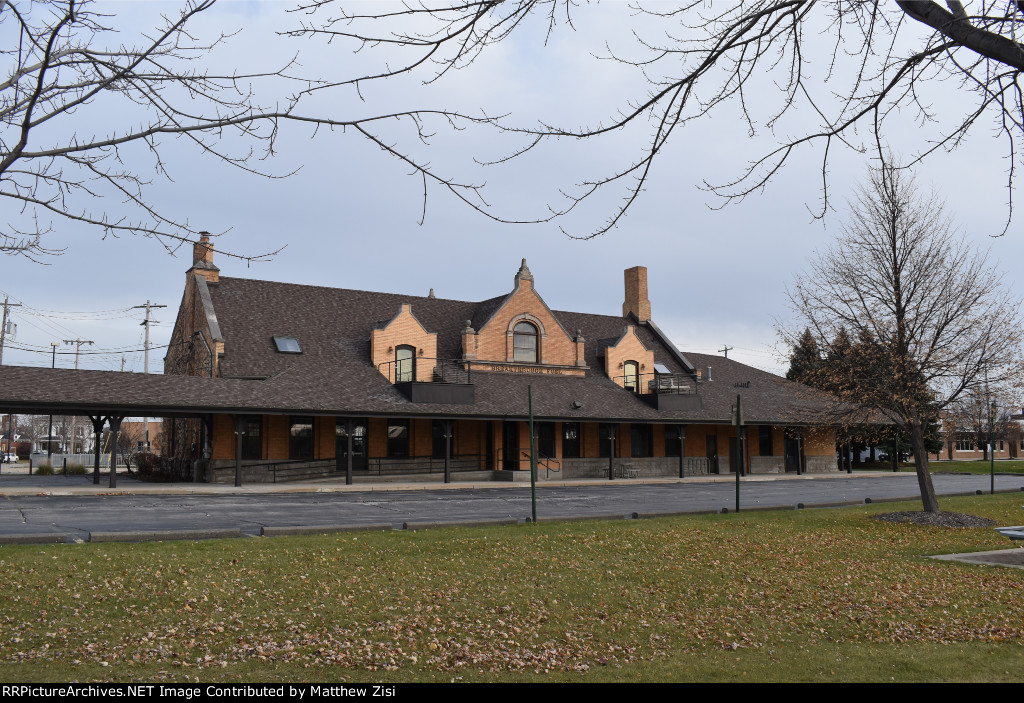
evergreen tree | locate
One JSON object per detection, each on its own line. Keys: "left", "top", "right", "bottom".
{"left": 786, "top": 328, "right": 821, "bottom": 384}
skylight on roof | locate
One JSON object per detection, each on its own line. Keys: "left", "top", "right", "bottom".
{"left": 654, "top": 363, "right": 671, "bottom": 375}
{"left": 273, "top": 335, "right": 301, "bottom": 354}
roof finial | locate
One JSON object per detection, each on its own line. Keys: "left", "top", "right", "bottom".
{"left": 516, "top": 258, "right": 533, "bottom": 282}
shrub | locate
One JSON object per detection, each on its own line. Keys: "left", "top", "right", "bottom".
{"left": 66, "top": 463, "right": 87, "bottom": 475}
{"left": 34, "top": 463, "right": 54, "bottom": 475}
{"left": 15, "top": 441, "right": 32, "bottom": 459}
{"left": 134, "top": 452, "right": 172, "bottom": 482}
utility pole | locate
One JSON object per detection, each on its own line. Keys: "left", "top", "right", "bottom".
{"left": 719, "top": 344, "right": 733, "bottom": 359}
{"left": 132, "top": 300, "right": 166, "bottom": 452}
{"left": 0, "top": 296, "right": 23, "bottom": 366}
{"left": 47, "top": 343, "right": 58, "bottom": 464}
{"left": 63, "top": 338, "right": 93, "bottom": 454}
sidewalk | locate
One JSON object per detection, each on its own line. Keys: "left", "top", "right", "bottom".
{"left": 0, "top": 464, "right": 919, "bottom": 497}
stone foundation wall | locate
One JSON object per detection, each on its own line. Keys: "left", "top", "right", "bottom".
{"left": 804, "top": 456, "right": 837, "bottom": 473}
{"left": 749, "top": 456, "right": 785, "bottom": 474}
{"left": 555, "top": 457, "right": 712, "bottom": 480}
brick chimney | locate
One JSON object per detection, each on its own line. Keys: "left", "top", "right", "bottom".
{"left": 622, "top": 266, "right": 650, "bottom": 322}
{"left": 188, "top": 232, "right": 220, "bottom": 283}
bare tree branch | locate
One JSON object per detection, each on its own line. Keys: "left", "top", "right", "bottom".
{"left": 290, "top": 1, "right": 1024, "bottom": 237}
{"left": 0, "top": 0, "right": 511, "bottom": 259}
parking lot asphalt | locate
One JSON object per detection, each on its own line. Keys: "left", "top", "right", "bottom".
{"left": 1, "top": 468, "right": 1021, "bottom": 544}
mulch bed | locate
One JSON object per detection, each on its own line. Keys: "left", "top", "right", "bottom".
{"left": 872, "top": 511, "right": 997, "bottom": 528}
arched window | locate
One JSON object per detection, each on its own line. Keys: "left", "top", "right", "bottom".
{"left": 624, "top": 360, "right": 639, "bottom": 393}
{"left": 395, "top": 345, "right": 415, "bottom": 383}
{"left": 513, "top": 321, "right": 538, "bottom": 363}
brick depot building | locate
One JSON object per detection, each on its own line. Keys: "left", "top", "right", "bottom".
{"left": 153, "top": 237, "right": 838, "bottom": 483}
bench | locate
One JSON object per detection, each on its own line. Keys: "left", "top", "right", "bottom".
{"left": 616, "top": 463, "right": 640, "bottom": 479}
{"left": 995, "top": 526, "right": 1024, "bottom": 541}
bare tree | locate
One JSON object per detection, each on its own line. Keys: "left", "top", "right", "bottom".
{"left": 1, "top": 0, "right": 490, "bottom": 258}
{"left": 289, "top": 1, "right": 1024, "bottom": 236}
{"left": 784, "top": 166, "right": 1022, "bottom": 513}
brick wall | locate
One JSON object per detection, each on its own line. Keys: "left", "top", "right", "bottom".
{"left": 471, "top": 278, "right": 576, "bottom": 366}
{"left": 266, "top": 415, "right": 289, "bottom": 460}
{"left": 370, "top": 304, "right": 438, "bottom": 383}
{"left": 803, "top": 427, "right": 835, "bottom": 456}
{"left": 411, "top": 418, "right": 432, "bottom": 457}
{"left": 603, "top": 325, "right": 656, "bottom": 392}
{"left": 368, "top": 418, "right": 388, "bottom": 458}
{"left": 212, "top": 415, "right": 234, "bottom": 460}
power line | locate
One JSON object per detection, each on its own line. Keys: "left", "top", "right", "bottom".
{"left": 3, "top": 341, "right": 182, "bottom": 356}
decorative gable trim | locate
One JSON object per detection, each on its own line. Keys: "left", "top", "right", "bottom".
{"left": 474, "top": 263, "right": 573, "bottom": 342}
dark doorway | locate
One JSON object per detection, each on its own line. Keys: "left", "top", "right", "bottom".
{"left": 503, "top": 421, "right": 519, "bottom": 471}
{"left": 486, "top": 423, "right": 494, "bottom": 470}
{"left": 784, "top": 432, "right": 801, "bottom": 472}
{"left": 706, "top": 433, "right": 719, "bottom": 474}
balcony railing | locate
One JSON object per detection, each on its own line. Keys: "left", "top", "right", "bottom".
{"left": 376, "top": 357, "right": 473, "bottom": 385}
{"left": 612, "top": 371, "right": 698, "bottom": 395}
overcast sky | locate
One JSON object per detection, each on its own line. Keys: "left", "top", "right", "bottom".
{"left": 2, "top": 0, "right": 1021, "bottom": 378}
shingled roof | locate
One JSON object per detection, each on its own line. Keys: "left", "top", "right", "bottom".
{"left": 186, "top": 275, "right": 830, "bottom": 425}
{"left": 0, "top": 273, "right": 835, "bottom": 425}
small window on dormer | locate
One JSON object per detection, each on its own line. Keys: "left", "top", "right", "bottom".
{"left": 395, "top": 345, "right": 415, "bottom": 383}
{"left": 624, "top": 360, "right": 639, "bottom": 393}
{"left": 273, "top": 336, "right": 301, "bottom": 354}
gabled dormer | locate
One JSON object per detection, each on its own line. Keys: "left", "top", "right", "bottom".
{"left": 370, "top": 303, "right": 474, "bottom": 404}
{"left": 462, "top": 259, "right": 587, "bottom": 376}
{"left": 370, "top": 304, "right": 437, "bottom": 383}
{"left": 604, "top": 325, "right": 656, "bottom": 393}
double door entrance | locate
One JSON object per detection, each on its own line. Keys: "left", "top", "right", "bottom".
{"left": 336, "top": 419, "right": 368, "bottom": 471}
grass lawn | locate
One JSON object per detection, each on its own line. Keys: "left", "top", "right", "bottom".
{"left": 1, "top": 494, "right": 1023, "bottom": 682}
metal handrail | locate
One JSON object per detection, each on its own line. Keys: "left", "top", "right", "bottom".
{"left": 376, "top": 357, "right": 473, "bottom": 384}
{"left": 520, "top": 449, "right": 561, "bottom": 477}
{"left": 365, "top": 454, "right": 485, "bottom": 476}
{"left": 611, "top": 371, "right": 697, "bottom": 395}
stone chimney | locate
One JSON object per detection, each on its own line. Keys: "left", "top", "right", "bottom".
{"left": 622, "top": 265, "right": 650, "bottom": 322}
{"left": 461, "top": 320, "right": 478, "bottom": 360}
{"left": 574, "top": 329, "right": 586, "bottom": 367}
{"left": 189, "top": 232, "right": 220, "bottom": 283}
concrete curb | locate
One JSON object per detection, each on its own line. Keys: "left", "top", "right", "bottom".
{"left": 798, "top": 500, "right": 863, "bottom": 509}
{"left": 88, "top": 528, "right": 243, "bottom": 543}
{"left": 261, "top": 523, "right": 394, "bottom": 537}
{"left": 530, "top": 513, "right": 631, "bottom": 524}
{"left": 732, "top": 504, "right": 796, "bottom": 513}
{"left": 632, "top": 509, "right": 721, "bottom": 519}
{"left": 402, "top": 518, "right": 520, "bottom": 530}
{"left": 0, "top": 533, "right": 70, "bottom": 544}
